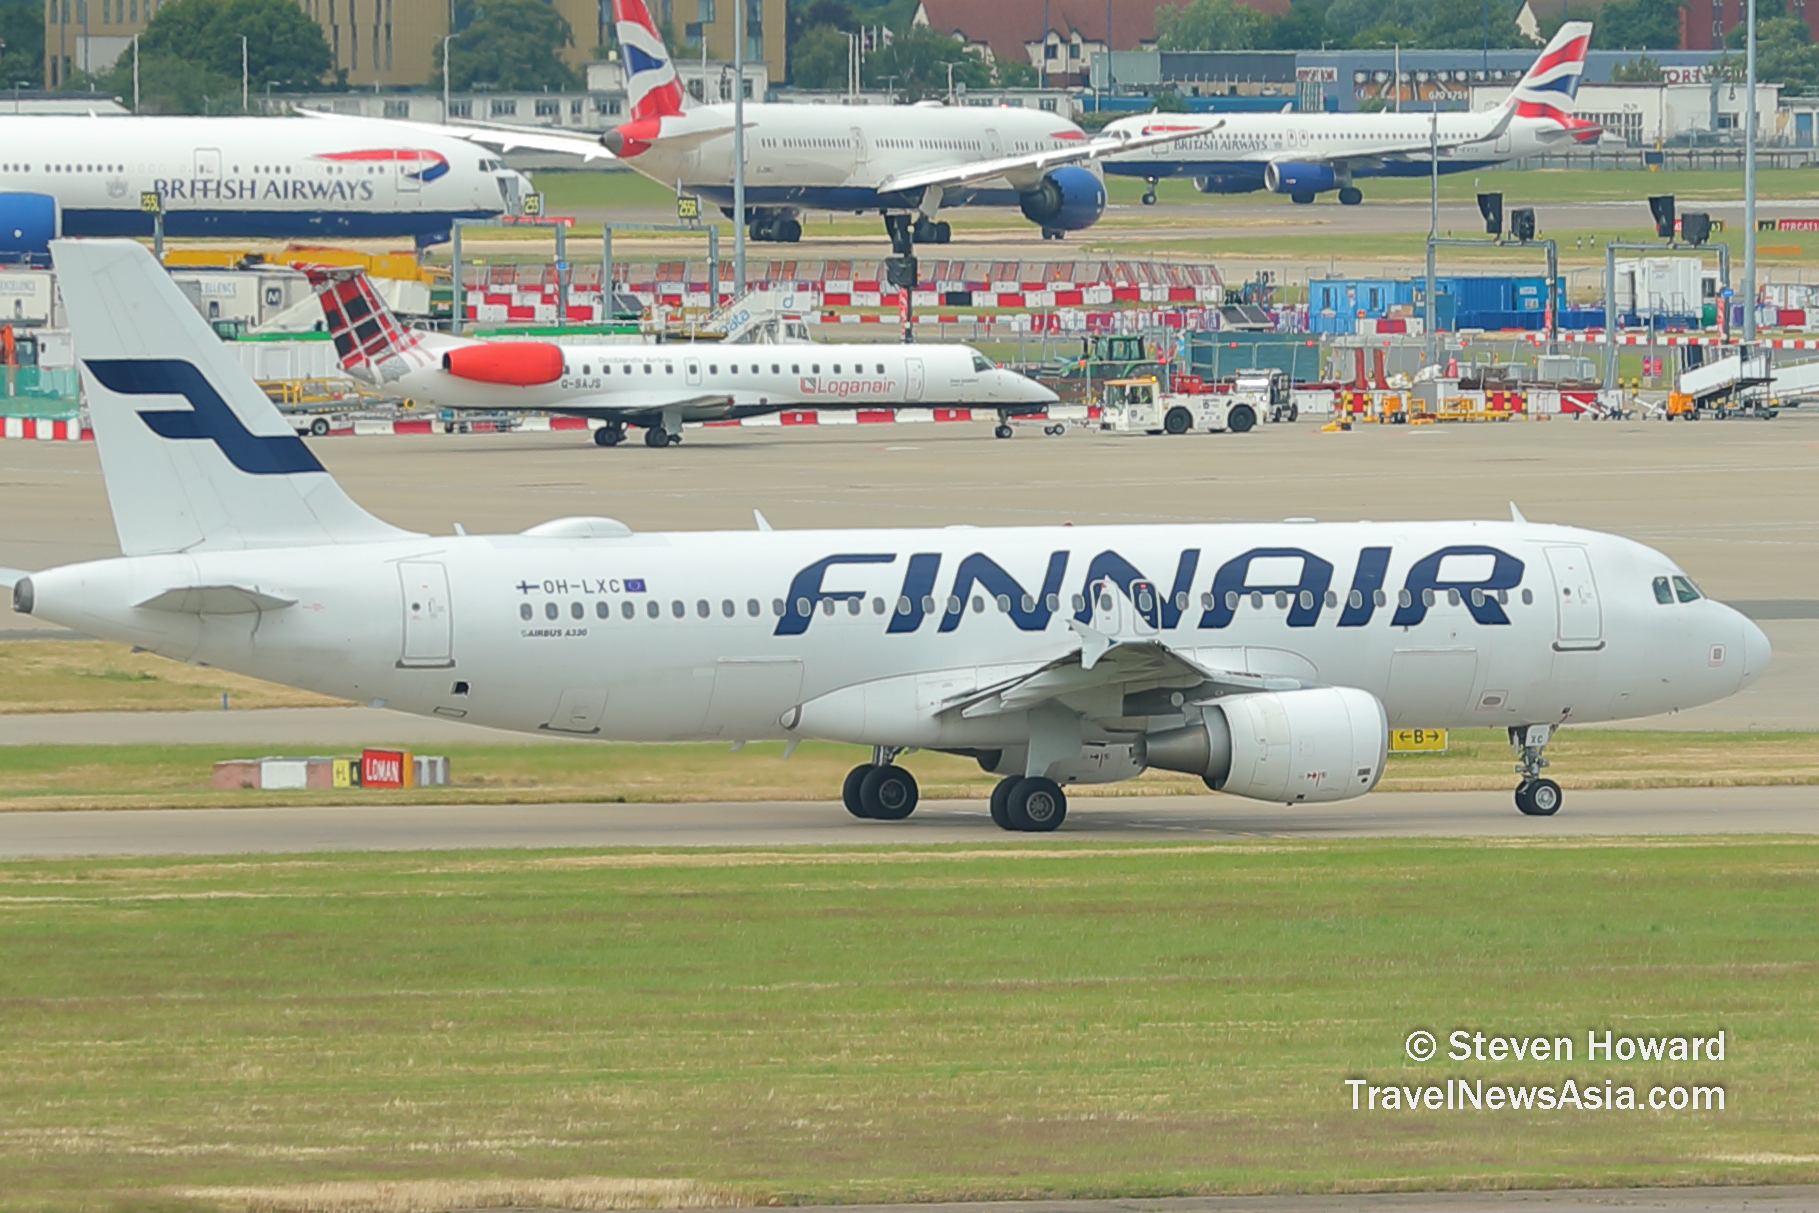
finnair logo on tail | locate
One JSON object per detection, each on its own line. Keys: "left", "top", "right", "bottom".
{"left": 84, "top": 359, "right": 325, "bottom": 476}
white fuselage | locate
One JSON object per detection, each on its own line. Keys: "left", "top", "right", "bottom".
{"left": 0, "top": 116, "right": 528, "bottom": 241}
{"left": 1103, "top": 110, "right": 1564, "bottom": 189}
{"left": 387, "top": 339, "right": 1054, "bottom": 419}
{"left": 623, "top": 103, "right": 1097, "bottom": 213}
{"left": 22, "top": 520, "right": 1764, "bottom": 747}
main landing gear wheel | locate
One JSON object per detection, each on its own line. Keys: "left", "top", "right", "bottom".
{"left": 1516, "top": 779, "right": 1562, "bottom": 816}
{"left": 1338, "top": 187, "right": 1363, "bottom": 206}
{"left": 1290, "top": 191, "right": 1316, "bottom": 205}
{"left": 643, "top": 425, "right": 670, "bottom": 448}
{"left": 994, "top": 423, "right": 1014, "bottom": 439}
{"left": 1005, "top": 776, "right": 1067, "bottom": 832}
{"left": 860, "top": 765, "right": 919, "bottom": 820}
{"left": 1164, "top": 405, "right": 1193, "bottom": 435}
{"left": 1041, "top": 227, "right": 1064, "bottom": 241}
{"left": 594, "top": 424, "right": 624, "bottom": 447}
{"left": 989, "top": 777, "right": 1017, "bottom": 828}
{"left": 842, "top": 764, "right": 873, "bottom": 818}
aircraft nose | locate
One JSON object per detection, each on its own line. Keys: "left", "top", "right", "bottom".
{"left": 1739, "top": 612, "right": 1771, "bottom": 689}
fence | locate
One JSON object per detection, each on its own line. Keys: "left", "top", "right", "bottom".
{"left": 1, "top": 367, "right": 79, "bottom": 418}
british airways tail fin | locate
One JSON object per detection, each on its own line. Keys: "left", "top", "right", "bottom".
{"left": 1507, "top": 21, "right": 1593, "bottom": 124}
{"left": 52, "top": 239, "right": 418, "bottom": 556}
{"left": 613, "top": 0, "right": 686, "bottom": 120}
{"left": 300, "top": 264, "right": 457, "bottom": 386}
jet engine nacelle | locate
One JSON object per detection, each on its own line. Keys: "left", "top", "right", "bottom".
{"left": 441, "top": 342, "right": 566, "bottom": 387}
{"left": 1263, "top": 161, "right": 1339, "bottom": 196}
{"left": 1019, "top": 166, "right": 1106, "bottom": 232}
{"left": 1141, "top": 686, "right": 1388, "bottom": 804}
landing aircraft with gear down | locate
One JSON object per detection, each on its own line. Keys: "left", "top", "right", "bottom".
{"left": 5, "top": 239, "right": 1769, "bottom": 830}
{"left": 305, "top": 265, "right": 1056, "bottom": 447}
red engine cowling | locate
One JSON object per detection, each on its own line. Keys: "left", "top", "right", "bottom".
{"left": 441, "top": 342, "right": 565, "bottom": 386}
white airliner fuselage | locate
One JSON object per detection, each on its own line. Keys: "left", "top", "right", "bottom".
{"left": 0, "top": 116, "right": 529, "bottom": 245}
{"left": 6, "top": 238, "right": 1769, "bottom": 831}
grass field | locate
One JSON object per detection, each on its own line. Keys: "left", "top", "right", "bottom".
{"left": 0, "top": 729, "right": 1816, "bottom": 812}
{"left": 0, "top": 839, "right": 1813, "bottom": 1211}
{"left": 0, "top": 641, "right": 345, "bottom": 714}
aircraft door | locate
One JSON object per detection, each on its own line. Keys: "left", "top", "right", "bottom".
{"left": 545, "top": 688, "right": 608, "bottom": 734}
{"left": 396, "top": 155, "right": 421, "bottom": 198}
{"left": 1089, "top": 577, "right": 1159, "bottom": 636}
{"left": 194, "top": 148, "right": 223, "bottom": 181}
{"left": 851, "top": 125, "right": 868, "bottom": 174}
{"left": 985, "top": 128, "right": 1003, "bottom": 156}
{"left": 398, "top": 560, "right": 455, "bottom": 668}
{"left": 1545, "top": 545, "right": 1603, "bottom": 649}
{"left": 685, "top": 358, "right": 703, "bottom": 385}
{"left": 905, "top": 357, "right": 924, "bottom": 402}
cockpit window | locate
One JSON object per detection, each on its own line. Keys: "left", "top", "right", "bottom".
{"left": 1653, "top": 576, "right": 1674, "bottom": 605}
{"left": 972, "top": 354, "right": 993, "bottom": 373}
{"left": 1673, "top": 575, "right": 1702, "bottom": 603}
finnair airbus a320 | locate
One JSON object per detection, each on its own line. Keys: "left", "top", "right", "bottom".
{"left": 306, "top": 266, "right": 1055, "bottom": 448}
{"left": 6, "top": 240, "right": 1768, "bottom": 829}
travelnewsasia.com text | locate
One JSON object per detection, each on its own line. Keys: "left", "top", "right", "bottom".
{"left": 1345, "top": 1078, "right": 1726, "bottom": 1113}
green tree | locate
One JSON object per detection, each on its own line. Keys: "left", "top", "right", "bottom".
{"left": 133, "top": 0, "right": 333, "bottom": 91}
{"left": 1155, "top": 0, "right": 1260, "bottom": 50}
{"left": 996, "top": 58, "right": 1037, "bottom": 86}
{"left": 437, "top": 0, "right": 578, "bottom": 91}
{"left": 1416, "top": 0, "right": 1526, "bottom": 48}
{"left": 0, "top": 0, "right": 44, "bottom": 88}
{"left": 1717, "top": 15, "right": 1819, "bottom": 92}
{"left": 1349, "top": 20, "right": 1422, "bottom": 47}
{"left": 861, "top": 25, "right": 990, "bottom": 101}
{"left": 1609, "top": 53, "right": 1664, "bottom": 81}
{"left": 1257, "top": 0, "right": 1336, "bottom": 51}
{"left": 1323, "top": 0, "right": 1426, "bottom": 40}
{"left": 789, "top": 22, "right": 850, "bottom": 88}
{"left": 1592, "top": 0, "right": 1686, "bottom": 49}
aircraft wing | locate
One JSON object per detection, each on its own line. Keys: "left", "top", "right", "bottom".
{"left": 0, "top": 567, "right": 30, "bottom": 590}
{"left": 443, "top": 393, "right": 738, "bottom": 420}
{"left": 943, "top": 622, "right": 1303, "bottom": 722}
{"left": 296, "top": 107, "right": 621, "bottom": 161}
{"left": 874, "top": 122, "right": 1216, "bottom": 196}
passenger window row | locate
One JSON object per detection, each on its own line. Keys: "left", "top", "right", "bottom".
{"left": 516, "top": 586, "right": 1525, "bottom": 625}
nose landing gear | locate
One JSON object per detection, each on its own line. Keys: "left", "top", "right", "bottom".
{"left": 1511, "top": 724, "right": 1562, "bottom": 816}
{"left": 1142, "top": 177, "right": 1159, "bottom": 206}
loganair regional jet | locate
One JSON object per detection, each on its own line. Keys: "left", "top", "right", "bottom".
{"left": 1103, "top": 23, "right": 1600, "bottom": 206}
{"left": 334, "top": 0, "right": 1192, "bottom": 250}
{"left": 0, "top": 116, "right": 531, "bottom": 247}
{"left": 6, "top": 240, "right": 1769, "bottom": 830}
{"left": 306, "top": 267, "right": 1055, "bottom": 447}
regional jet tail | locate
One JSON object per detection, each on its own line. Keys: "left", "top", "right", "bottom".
{"left": 1103, "top": 22, "right": 1595, "bottom": 206}
{"left": 302, "top": 265, "right": 1055, "bottom": 448}
{"left": 14, "top": 239, "right": 1767, "bottom": 832}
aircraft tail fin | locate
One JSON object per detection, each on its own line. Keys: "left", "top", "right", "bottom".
{"left": 52, "top": 239, "right": 418, "bottom": 556}
{"left": 1506, "top": 21, "right": 1592, "bottom": 125}
{"left": 299, "top": 264, "right": 456, "bottom": 385}
{"left": 613, "top": 0, "right": 687, "bottom": 120}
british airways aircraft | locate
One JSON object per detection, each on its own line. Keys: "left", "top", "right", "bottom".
{"left": 1103, "top": 23, "right": 1599, "bottom": 206}
{"left": 5, "top": 240, "right": 1768, "bottom": 830}
{"left": 0, "top": 116, "right": 530, "bottom": 246}
{"left": 356, "top": 0, "right": 1194, "bottom": 249}
{"left": 305, "top": 266, "right": 1055, "bottom": 447}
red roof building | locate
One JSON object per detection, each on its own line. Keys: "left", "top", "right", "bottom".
{"left": 913, "top": 0, "right": 1291, "bottom": 86}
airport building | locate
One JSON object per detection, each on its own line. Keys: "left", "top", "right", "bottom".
{"left": 41, "top": 0, "right": 785, "bottom": 94}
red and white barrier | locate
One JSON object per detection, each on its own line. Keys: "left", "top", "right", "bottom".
{"left": 0, "top": 417, "right": 90, "bottom": 441}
